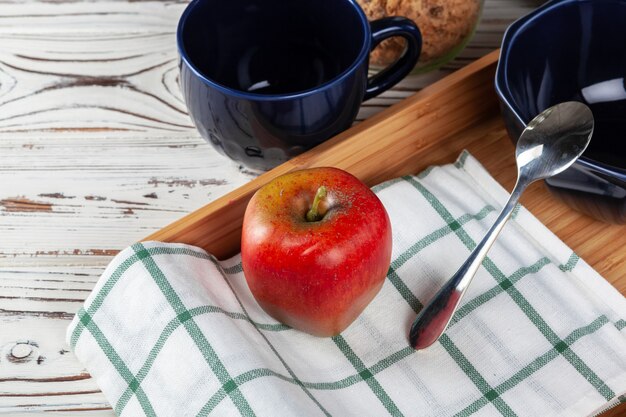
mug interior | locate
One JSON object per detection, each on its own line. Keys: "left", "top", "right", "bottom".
{"left": 502, "top": 0, "right": 626, "bottom": 170}
{"left": 179, "top": 0, "right": 368, "bottom": 96}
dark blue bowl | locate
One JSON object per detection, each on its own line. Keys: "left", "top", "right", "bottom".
{"left": 495, "top": 0, "right": 626, "bottom": 223}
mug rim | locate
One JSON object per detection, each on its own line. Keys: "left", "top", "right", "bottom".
{"left": 495, "top": 0, "right": 626, "bottom": 176}
{"left": 176, "top": 0, "right": 372, "bottom": 101}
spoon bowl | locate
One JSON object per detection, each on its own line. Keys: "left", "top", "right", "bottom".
{"left": 409, "top": 101, "right": 594, "bottom": 350}
{"left": 516, "top": 102, "right": 594, "bottom": 180}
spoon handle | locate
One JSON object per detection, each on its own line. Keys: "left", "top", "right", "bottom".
{"left": 409, "top": 179, "right": 529, "bottom": 350}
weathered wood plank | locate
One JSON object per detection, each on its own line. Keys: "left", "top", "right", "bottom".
{"left": 0, "top": 134, "right": 257, "bottom": 263}
{"left": 0, "top": 314, "right": 110, "bottom": 412}
{"left": 0, "top": 2, "right": 184, "bottom": 34}
{"left": 0, "top": 34, "right": 189, "bottom": 133}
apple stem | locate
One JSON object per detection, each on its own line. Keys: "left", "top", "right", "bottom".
{"left": 306, "top": 186, "right": 327, "bottom": 222}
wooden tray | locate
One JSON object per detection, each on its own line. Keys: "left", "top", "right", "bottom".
{"left": 146, "top": 49, "right": 626, "bottom": 417}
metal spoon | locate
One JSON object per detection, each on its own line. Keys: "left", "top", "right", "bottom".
{"left": 409, "top": 101, "right": 594, "bottom": 350}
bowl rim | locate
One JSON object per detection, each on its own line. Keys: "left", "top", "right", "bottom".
{"left": 494, "top": 0, "right": 626, "bottom": 177}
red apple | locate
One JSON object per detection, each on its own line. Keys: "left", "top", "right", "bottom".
{"left": 241, "top": 167, "right": 392, "bottom": 337}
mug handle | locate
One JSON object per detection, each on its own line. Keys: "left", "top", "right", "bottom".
{"left": 364, "top": 17, "right": 422, "bottom": 101}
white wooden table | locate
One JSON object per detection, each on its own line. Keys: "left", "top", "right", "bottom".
{"left": 7, "top": 1, "right": 622, "bottom": 416}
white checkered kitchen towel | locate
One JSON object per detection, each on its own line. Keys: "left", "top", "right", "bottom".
{"left": 67, "top": 151, "right": 626, "bottom": 417}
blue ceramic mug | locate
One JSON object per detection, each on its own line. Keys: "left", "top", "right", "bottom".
{"left": 177, "top": 0, "right": 422, "bottom": 171}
